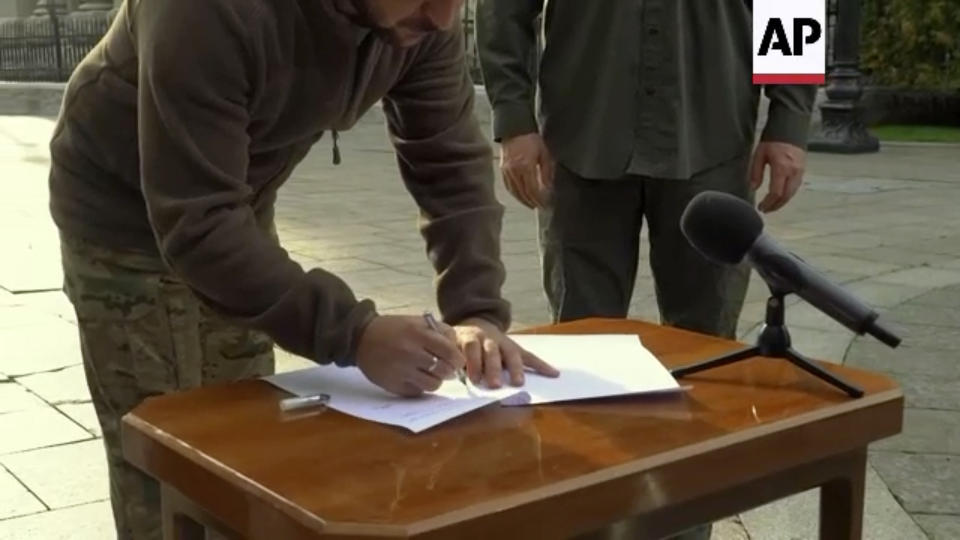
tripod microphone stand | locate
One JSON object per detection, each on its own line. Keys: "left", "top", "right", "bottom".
{"left": 670, "top": 283, "right": 865, "bottom": 398}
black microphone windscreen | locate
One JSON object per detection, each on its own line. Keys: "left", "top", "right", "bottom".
{"left": 680, "top": 191, "right": 764, "bottom": 265}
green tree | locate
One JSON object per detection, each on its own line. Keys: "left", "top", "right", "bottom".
{"left": 861, "top": 0, "right": 960, "bottom": 89}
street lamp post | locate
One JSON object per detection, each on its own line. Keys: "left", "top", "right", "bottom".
{"left": 809, "top": 0, "right": 879, "bottom": 153}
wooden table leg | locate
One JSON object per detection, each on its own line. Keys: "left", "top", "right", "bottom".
{"left": 161, "top": 483, "right": 241, "bottom": 539}
{"left": 162, "top": 483, "right": 205, "bottom": 540}
{"left": 819, "top": 447, "right": 867, "bottom": 540}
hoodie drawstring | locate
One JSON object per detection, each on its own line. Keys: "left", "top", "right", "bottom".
{"left": 332, "top": 130, "right": 341, "bottom": 165}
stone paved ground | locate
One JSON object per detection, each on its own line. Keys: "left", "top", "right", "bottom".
{"left": 1, "top": 112, "right": 959, "bottom": 539}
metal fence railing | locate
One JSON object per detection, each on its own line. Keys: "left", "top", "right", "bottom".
{"left": 461, "top": 0, "right": 482, "bottom": 83}
{"left": 0, "top": 6, "right": 113, "bottom": 82}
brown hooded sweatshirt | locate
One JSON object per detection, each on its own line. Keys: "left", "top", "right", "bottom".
{"left": 48, "top": 0, "right": 508, "bottom": 366}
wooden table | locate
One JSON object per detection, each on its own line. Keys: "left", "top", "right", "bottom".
{"left": 122, "top": 319, "right": 903, "bottom": 540}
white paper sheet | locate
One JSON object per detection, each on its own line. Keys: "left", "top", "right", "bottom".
{"left": 264, "top": 334, "right": 680, "bottom": 432}
{"left": 500, "top": 334, "right": 681, "bottom": 405}
{"left": 265, "top": 365, "right": 526, "bottom": 433}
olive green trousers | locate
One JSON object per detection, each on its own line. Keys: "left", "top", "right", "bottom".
{"left": 540, "top": 154, "right": 755, "bottom": 540}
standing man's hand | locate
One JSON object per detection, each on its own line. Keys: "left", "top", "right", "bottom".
{"left": 355, "top": 315, "right": 466, "bottom": 397}
{"left": 500, "top": 133, "right": 555, "bottom": 209}
{"left": 454, "top": 318, "right": 559, "bottom": 389}
{"left": 749, "top": 141, "right": 807, "bottom": 213}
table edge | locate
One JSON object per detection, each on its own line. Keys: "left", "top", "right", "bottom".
{"left": 124, "top": 386, "right": 903, "bottom": 537}
{"left": 353, "top": 387, "right": 905, "bottom": 536}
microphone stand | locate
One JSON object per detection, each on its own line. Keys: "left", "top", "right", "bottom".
{"left": 670, "top": 277, "right": 865, "bottom": 398}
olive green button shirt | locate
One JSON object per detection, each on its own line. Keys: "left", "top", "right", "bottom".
{"left": 476, "top": 0, "right": 818, "bottom": 180}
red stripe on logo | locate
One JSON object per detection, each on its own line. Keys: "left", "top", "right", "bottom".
{"left": 752, "top": 73, "right": 825, "bottom": 84}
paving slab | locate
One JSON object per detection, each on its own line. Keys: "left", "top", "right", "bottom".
{"left": 802, "top": 174, "right": 924, "bottom": 195}
{"left": 287, "top": 253, "right": 387, "bottom": 275}
{"left": 841, "top": 280, "right": 929, "bottom": 309}
{"left": 915, "top": 515, "right": 960, "bottom": 540}
{"left": 711, "top": 518, "right": 750, "bottom": 540}
{"left": 882, "top": 302, "right": 960, "bottom": 328}
{"left": 0, "top": 289, "right": 19, "bottom": 307}
{"left": 0, "top": 306, "right": 62, "bottom": 329}
{"left": 798, "top": 231, "right": 896, "bottom": 251}
{"left": 875, "top": 408, "right": 960, "bottom": 454}
{"left": 933, "top": 257, "right": 960, "bottom": 271}
{"left": 807, "top": 143, "right": 960, "bottom": 183}
{"left": 888, "top": 235, "right": 960, "bottom": 257}
{"left": 0, "top": 440, "right": 108, "bottom": 510}
{"left": 845, "top": 341, "right": 958, "bottom": 378}
{"left": 736, "top": 299, "right": 770, "bottom": 325}
{"left": 889, "top": 370, "right": 960, "bottom": 411}
{"left": 870, "top": 452, "right": 960, "bottom": 515}
{"left": 874, "top": 266, "right": 960, "bottom": 289}
{"left": 282, "top": 233, "right": 386, "bottom": 253}
{"left": 0, "top": 500, "right": 113, "bottom": 540}
{"left": 909, "top": 286, "right": 960, "bottom": 309}
{"left": 54, "top": 403, "right": 101, "bottom": 438}
{"left": 784, "top": 302, "right": 857, "bottom": 333}
{"left": 15, "top": 365, "right": 90, "bottom": 405}
{"left": 0, "top": 466, "right": 44, "bottom": 521}
{"left": 840, "top": 245, "right": 958, "bottom": 268}
{"left": 887, "top": 322, "right": 960, "bottom": 354}
{"left": 0, "top": 322, "right": 82, "bottom": 378}
{"left": 792, "top": 254, "right": 906, "bottom": 280}
{"left": 0, "top": 220, "right": 63, "bottom": 294}
{"left": 10, "top": 291, "right": 76, "bottom": 325}
{"left": 0, "top": 382, "right": 46, "bottom": 415}
{"left": 740, "top": 463, "right": 928, "bottom": 540}
{"left": 0, "top": 409, "right": 90, "bottom": 456}
{"left": 627, "top": 299, "right": 663, "bottom": 326}
{"left": 335, "top": 267, "right": 434, "bottom": 290}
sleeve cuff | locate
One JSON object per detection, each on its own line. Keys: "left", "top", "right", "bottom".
{"left": 761, "top": 103, "right": 813, "bottom": 149}
{"left": 449, "top": 309, "right": 512, "bottom": 333}
{"left": 492, "top": 101, "right": 539, "bottom": 142}
{"left": 331, "top": 299, "right": 379, "bottom": 368}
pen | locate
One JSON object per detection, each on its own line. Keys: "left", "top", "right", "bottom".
{"left": 279, "top": 393, "right": 330, "bottom": 412}
{"left": 422, "top": 311, "right": 470, "bottom": 389}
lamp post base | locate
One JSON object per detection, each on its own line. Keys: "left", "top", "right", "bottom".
{"left": 809, "top": 102, "right": 880, "bottom": 154}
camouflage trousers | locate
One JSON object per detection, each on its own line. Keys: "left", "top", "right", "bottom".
{"left": 60, "top": 233, "right": 275, "bottom": 540}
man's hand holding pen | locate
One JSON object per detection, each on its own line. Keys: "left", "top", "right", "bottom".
{"left": 355, "top": 313, "right": 559, "bottom": 398}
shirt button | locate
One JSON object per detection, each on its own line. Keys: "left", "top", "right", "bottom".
{"left": 645, "top": 87, "right": 655, "bottom": 96}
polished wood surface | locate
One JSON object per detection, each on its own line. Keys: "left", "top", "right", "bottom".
{"left": 122, "top": 319, "right": 903, "bottom": 539}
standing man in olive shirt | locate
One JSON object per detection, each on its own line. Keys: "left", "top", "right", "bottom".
{"left": 50, "top": 0, "right": 558, "bottom": 538}
{"left": 477, "top": 2, "right": 816, "bottom": 538}
{"left": 477, "top": 1, "right": 816, "bottom": 340}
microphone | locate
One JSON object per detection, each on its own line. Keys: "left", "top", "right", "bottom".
{"left": 680, "top": 191, "right": 901, "bottom": 348}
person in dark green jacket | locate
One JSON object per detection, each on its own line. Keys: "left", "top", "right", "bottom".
{"left": 477, "top": 2, "right": 816, "bottom": 537}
